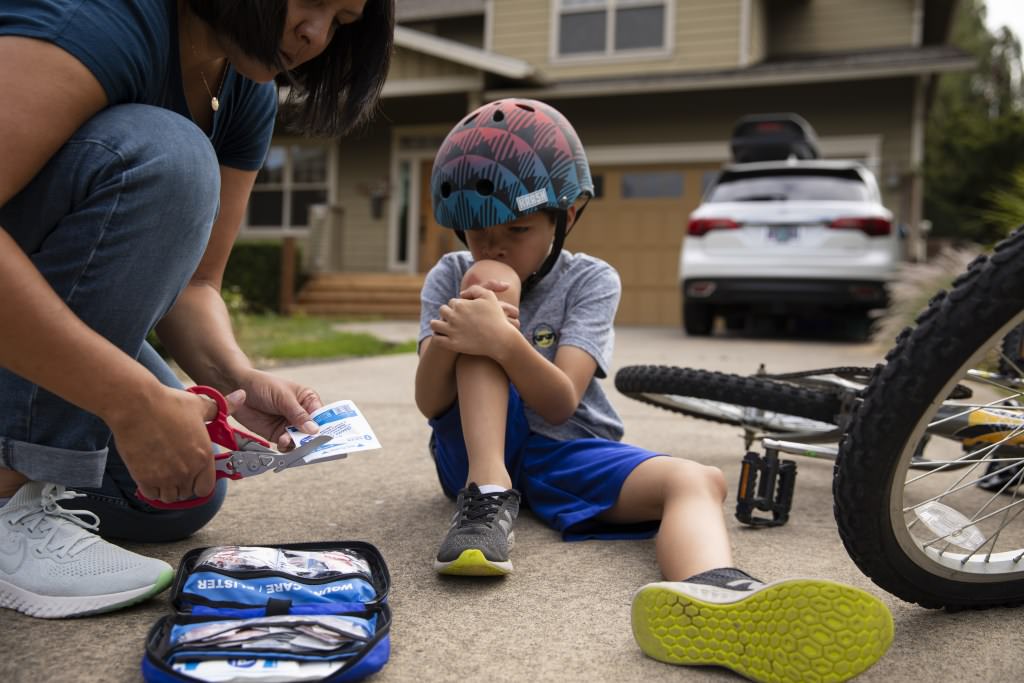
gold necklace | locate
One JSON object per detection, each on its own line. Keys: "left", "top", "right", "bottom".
{"left": 185, "top": 13, "right": 227, "bottom": 112}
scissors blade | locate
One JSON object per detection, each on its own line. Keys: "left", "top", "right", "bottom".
{"left": 274, "top": 434, "right": 334, "bottom": 472}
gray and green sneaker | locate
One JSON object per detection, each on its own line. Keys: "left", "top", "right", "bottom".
{"left": 434, "top": 483, "right": 520, "bottom": 576}
{"left": 631, "top": 567, "right": 893, "bottom": 683}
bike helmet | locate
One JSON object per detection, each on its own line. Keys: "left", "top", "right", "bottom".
{"left": 430, "top": 98, "right": 594, "bottom": 293}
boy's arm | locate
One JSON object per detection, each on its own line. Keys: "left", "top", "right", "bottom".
{"left": 414, "top": 336, "right": 459, "bottom": 419}
{"left": 492, "top": 334, "right": 596, "bottom": 425}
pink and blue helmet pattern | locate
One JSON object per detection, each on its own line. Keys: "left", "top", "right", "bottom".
{"left": 430, "top": 99, "right": 594, "bottom": 231}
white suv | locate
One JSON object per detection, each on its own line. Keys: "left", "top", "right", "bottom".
{"left": 680, "top": 119, "right": 899, "bottom": 337}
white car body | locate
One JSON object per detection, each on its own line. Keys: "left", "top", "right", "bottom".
{"left": 679, "top": 160, "right": 899, "bottom": 334}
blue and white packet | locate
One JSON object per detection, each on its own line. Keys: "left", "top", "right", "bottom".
{"left": 142, "top": 542, "right": 391, "bottom": 683}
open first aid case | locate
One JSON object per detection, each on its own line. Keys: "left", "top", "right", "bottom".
{"left": 142, "top": 541, "right": 391, "bottom": 683}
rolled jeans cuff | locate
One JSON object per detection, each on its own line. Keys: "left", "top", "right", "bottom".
{"left": 0, "top": 436, "right": 107, "bottom": 487}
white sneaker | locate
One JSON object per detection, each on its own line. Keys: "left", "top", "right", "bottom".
{"left": 0, "top": 481, "right": 173, "bottom": 618}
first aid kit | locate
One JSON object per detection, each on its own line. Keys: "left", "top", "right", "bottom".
{"left": 142, "top": 541, "right": 391, "bottom": 683}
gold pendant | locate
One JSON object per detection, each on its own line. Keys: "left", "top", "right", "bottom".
{"left": 211, "top": 96, "right": 220, "bottom": 112}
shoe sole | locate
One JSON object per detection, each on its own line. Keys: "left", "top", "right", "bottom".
{"left": 0, "top": 567, "right": 174, "bottom": 619}
{"left": 631, "top": 579, "right": 893, "bottom": 683}
{"left": 434, "top": 549, "right": 513, "bottom": 576}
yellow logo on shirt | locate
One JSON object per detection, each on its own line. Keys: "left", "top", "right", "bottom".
{"left": 532, "top": 324, "right": 557, "bottom": 348}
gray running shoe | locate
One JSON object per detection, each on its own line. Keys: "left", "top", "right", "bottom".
{"left": 632, "top": 567, "right": 893, "bottom": 682}
{"left": 434, "top": 483, "right": 520, "bottom": 576}
{"left": 0, "top": 481, "right": 173, "bottom": 618}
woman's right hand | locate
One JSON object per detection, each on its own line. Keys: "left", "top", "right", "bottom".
{"left": 106, "top": 385, "right": 244, "bottom": 505}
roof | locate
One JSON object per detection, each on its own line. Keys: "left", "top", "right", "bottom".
{"left": 394, "top": 26, "right": 536, "bottom": 81}
{"left": 487, "top": 45, "right": 974, "bottom": 100}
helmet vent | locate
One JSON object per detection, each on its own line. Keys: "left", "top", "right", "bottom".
{"left": 516, "top": 103, "right": 535, "bottom": 112}
{"left": 463, "top": 113, "right": 478, "bottom": 126}
{"left": 476, "top": 178, "right": 494, "bottom": 196}
{"left": 492, "top": 110, "right": 505, "bottom": 122}
{"left": 440, "top": 181, "right": 453, "bottom": 198}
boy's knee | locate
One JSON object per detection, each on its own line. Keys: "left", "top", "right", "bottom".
{"left": 462, "top": 260, "right": 521, "bottom": 303}
{"left": 665, "top": 460, "right": 727, "bottom": 502}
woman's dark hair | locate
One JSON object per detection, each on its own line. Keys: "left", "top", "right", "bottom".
{"left": 187, "top": 0, "right": 394, "bottom": 137}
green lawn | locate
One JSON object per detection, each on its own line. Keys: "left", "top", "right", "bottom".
{"left": 233, "top": 314, "right": 417, "bottom": 364}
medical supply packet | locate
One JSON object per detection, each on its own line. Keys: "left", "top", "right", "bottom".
{"left": 285, "top": 401, "right": 381, "bottom": 464}
{"left": 143, "top": 541, "right": 391, "bottom": 683}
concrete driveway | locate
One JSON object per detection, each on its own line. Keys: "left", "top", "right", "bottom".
{"left": 0, "top": 326, "right": 1019, "bottom": 682}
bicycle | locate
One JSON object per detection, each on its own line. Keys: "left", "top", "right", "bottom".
{"left": 615, "top": 227, "right": 1024, "bottom": 610}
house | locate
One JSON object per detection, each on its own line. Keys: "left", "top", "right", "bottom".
{"left": 247, "top": 0, "right": 971, "bottom": 326}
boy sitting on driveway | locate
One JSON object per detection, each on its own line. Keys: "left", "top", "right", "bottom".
{"left": 414, "top": 97, "right": 892, "bottom": 683}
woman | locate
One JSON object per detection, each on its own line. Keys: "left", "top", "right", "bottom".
{"left": 0, "top": 0, "right": 393, "bottom": 618}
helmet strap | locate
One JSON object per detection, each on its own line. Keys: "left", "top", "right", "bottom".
{"left": 521, "top": 211, "right": 567, "bottom": 297}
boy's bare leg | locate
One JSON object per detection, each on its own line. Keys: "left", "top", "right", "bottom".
{"left": 619, "top": 457, "right": 894, "bottom": 681}
{"left": 455, "top": 259, "right": 522, "bottom": 489}
{"left": 456, "top": 355, "right": 513, "bottom": 488}
{"left": 600, "top": 456, "right": 731, "bottom": 580}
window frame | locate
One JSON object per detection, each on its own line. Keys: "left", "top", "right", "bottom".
{"left": 550, "top": 0, "right": 673, "bottom": 64}
{"left": 241, "top": 140, "right": 337, "bottom": 238}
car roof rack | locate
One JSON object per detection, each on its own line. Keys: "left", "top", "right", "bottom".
{"left": 730, "top": 113, "right": 820, "bottom": 163}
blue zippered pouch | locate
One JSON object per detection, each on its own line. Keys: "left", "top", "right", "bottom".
{"left": 142, "top": 541, "right": 391, "bottom": 683}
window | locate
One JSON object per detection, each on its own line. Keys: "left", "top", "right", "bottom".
{"left": 556, "top": 0, "right": 667, "bottom": 58}
{"left": 707, "top": 170, "right": 870, "bottom": 203}
{"left": 621, "top": 171, "right": 683, "bottom": 198}
{"left": 247, "top": 144, "right": 330, "bottom": 232}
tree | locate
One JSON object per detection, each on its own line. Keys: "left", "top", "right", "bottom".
{"left": 924, "top": 0, "right": 1024, "bottom": 243}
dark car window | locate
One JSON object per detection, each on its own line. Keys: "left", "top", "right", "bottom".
{"left": 707, "top": 169, "right": 870, "bottom": 202}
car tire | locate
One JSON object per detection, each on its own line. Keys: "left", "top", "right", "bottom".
{"left": 683, "top": 301, "right": 713, "bottom": 336}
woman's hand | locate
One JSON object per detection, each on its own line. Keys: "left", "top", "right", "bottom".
{"left": 109, "top": 385, "right": 243, "bottom": 505}
{"left": 232, "top": 370, "right": 324, "bottom": 450}
{"left": 430, "top": 288, "right": 519, "bottom": 357}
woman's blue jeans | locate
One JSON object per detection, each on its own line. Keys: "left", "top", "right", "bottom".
{"left": 0, "top": 105, "right": 228, "bottom": 542}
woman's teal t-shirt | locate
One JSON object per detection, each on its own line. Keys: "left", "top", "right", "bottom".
{"left": 0, "top": 0, "right": 277, "bottom": 170}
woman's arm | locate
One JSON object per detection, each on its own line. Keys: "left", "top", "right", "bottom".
{"left": 155, "top": 166, "right": 322, "bottom": 448}
{"left": 0, "top": 37, "right": 220, "bottom": 503}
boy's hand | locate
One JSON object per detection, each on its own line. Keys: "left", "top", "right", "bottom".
{"left": 460, "top": 282, "right": 520, "bottom": 329}
{"left": 431, "top": 288, "right": 518, "bottom": 355}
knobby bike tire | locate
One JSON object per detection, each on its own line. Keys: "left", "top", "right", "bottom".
{"left": 614, "top": 365, "right": 844, "bottom": 428}
{"left": 999, "top": 322, "right": 1024, "bottom": 376}
{"left": 834, "top": 226, "right": 1024, "bottom": 609}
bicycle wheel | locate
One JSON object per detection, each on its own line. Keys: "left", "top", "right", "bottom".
{"left": 614, "top": 365, "right": 843, "bottom": 434}
{"left": 834, "top": 227, "right": 1024, "bottom": 609}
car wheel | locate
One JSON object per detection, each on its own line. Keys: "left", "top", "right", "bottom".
{"left": 683, "top": 301, "right": 713, "bottom": 336}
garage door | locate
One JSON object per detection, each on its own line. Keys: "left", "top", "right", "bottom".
{"left": 568, "top": 163, "right": 721, "bottom": 326}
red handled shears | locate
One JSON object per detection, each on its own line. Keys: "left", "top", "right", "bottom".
{"left": 136, "top": 385, "right": 332, "bottom": 510}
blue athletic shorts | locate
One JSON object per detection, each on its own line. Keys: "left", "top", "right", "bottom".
{"left": 429, "top": 387, "right": 664, "bottom": 541}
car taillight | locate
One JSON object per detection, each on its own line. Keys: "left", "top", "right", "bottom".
{"left": 688, "top": 218, "right": 740, "bottom": 236}
{"left": 829, "top": 217, "right": 891, "bottom": 236}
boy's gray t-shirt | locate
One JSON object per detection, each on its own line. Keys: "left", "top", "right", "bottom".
{"left": 419, "top": 250, "right": 625, "bottom": 442}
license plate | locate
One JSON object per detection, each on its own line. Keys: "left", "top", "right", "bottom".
{"left": 767, "top": 225, "right": 799, "bottom": 243}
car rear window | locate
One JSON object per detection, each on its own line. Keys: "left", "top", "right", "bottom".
{"left": 707, "top": 169, "right": 870, "bottom": 202}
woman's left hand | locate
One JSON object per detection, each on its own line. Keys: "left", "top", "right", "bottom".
{"left": 232, "top": 370, "right": 323, "bottom": 450}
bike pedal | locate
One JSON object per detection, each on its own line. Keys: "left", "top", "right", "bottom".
{"left": 735, "top": 450, "right": 797, "bottom": 527}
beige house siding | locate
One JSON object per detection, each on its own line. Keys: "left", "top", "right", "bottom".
{"left": 388, "top": 46, "right": 479, "bottom": 80}
{"left": 332, "top": 129, "right": 392, "bottom": 271}
{"left": 490, "top": 0, "right": 741, "bottom": 80}
{"left": 553, "top": 77, "right": 914, "bottom": 215}
{"left": 748, "top": 0, "right": 766, "bottom": 64}
{"left": 768, "top": 0, "right": 916, "bottom": 56}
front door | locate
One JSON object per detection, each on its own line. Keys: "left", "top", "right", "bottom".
{"left": 418, "top": 159, "right": 460, "bottom": 272}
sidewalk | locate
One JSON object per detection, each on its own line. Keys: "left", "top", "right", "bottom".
{"left": 0, "top": 327, "right": 1017, "bottom": 682}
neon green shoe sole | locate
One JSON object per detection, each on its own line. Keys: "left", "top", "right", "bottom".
{"left": 434, "top": 549, "right": 512, "bottom": 576}
{"left": 631, "top": 579, "right": 893, "bottom": 683}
